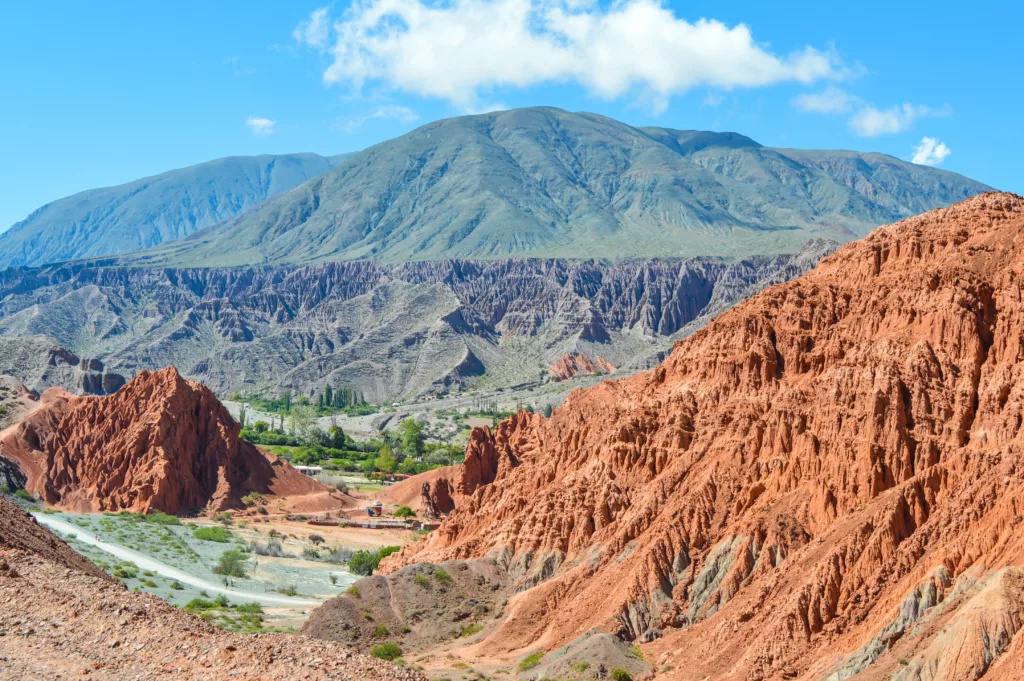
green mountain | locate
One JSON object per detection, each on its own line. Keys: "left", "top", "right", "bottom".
{"left": 121, "top": 107, "right": 990, "bottom": 267}
{"left": 0, "top": 153, "right": 345, "bottom": 269}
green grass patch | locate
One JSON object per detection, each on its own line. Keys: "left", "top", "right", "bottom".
{"left": 519, "top": 652, "right": 544, "bottom": 672}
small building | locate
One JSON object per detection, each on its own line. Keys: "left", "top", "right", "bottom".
{"left": 293, "top": 465, "right": 323, "bottom": 477}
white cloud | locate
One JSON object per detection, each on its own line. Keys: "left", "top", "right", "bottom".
{"left": 293, "top": 7, "right": 331, "bottom": 48}
{"left": 793, "top": 85, "right": 858, "bottom": 114}
{"left": 911, "top": 136, "right": 951, "bottom": 166}
{"left": 336, "top": 104, "right": 421, "bottom": 132}
{"left": 371, "top": 104, "right": 420, "bottom": 123}
{"left": 848, "top": 103, "right": 950, "bottom": 137}
{"left": 305, "top": 0, "right": 845, "bottom": 111}
{"left": 702, "top": 93, "right": 723, "bottom": 108}
{"left": 246, "top": 116, "right": 277, "bottom": 136}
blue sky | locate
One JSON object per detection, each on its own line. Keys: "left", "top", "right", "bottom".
{"left": 1, "top": 0, "right": 1020, "bottom": 232}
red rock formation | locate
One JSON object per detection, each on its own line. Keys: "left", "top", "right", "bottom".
{"left": 380, "top": 193, "right": 1024, "bottom": 680}
{"left": 548, "top": 353, "right": 616, "bottom": 380}
{"left": 0, "top": 367, "right": 327, "bottom": 514}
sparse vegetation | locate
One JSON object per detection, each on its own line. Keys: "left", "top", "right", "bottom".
{"left": 570, "top": 661, "right": 591, "bottom": 674}
{"left": 373, "top": 624, "right": 390, "bottom": 638}
{"left": 458, "top": 622, "right": 484, "bottom": 637}
{"left": 628, "top": 645, "right": 645, "bottom": 661}
{"left": 519, "top": 652, "right": 544, "bottom": 672}
{"left": 434, "top": 568, "right": 452, "bottom": 585}
{"left": 611, "top": 669, "right": 631, "bottom": 681}
{"left": 414, "top": 573, "right": 431, "bottom": 588}
{"left": 371, "top": 642, "right": 403, "bottom": 661}
{"left": 13, "top": 488, "right": 35, "bottom": 502}
{"left": 346, "top": 585, "right": 360, "bottom": 598}
{"left": 394, "top": 505, "right": 416, "bottom": 518}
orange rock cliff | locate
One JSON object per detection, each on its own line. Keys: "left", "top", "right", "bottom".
{"left": 0, "top": 366, "right": 325, "bottom": 513}
{"left": 382, "top": 193, "right": 1024, "bottom": 680}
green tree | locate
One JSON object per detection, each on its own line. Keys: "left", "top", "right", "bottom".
{"left": 289, "top": 404, "right": 316, "bottom": 442}
{"left": 253, "top": 421, "right": 269, "bottom": 433}
{"left": 374, "top": 444, "right": 398, "bottom": 475}
{"left": 398, "top": 419, "right": 426, "bottom": 459}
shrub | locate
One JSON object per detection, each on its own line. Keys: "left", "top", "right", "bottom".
{"left": 458, "top": 622, "right": 484, "bottom": 637}
{"left": 193, "top": 526, "right": 231, "bottom": 543}
{"left": 346, "top": 585, "right": 360, "bottom": 598}
{"left": 302, "top": 547, "right": 321, "bottom": 560}
{"left": 214, "top": 594, "right": 230, "bottom": 608}
{"left": 434, "top": 568, "right": 452, "bottom": 585}
{"left": 277, "top": 584, "right": 299, "bottom": 596}
{"left": 611, "top": 669, "right": 631, "bottom": 681}
{"left": 235, "top": 602, "right": 263, "bottom": 614}
{"left": 242, "top": 492, "right": 265, "bottom": 506}
{"left": 213, "top": 549, "right": 248, "bottom": 578}
{"left": 518, "top": 652, "right": 544, "bottom": 671}
{"left": 185, "top": 598, "right": 216, "bottom": 612}
{"left": 414, "top": 573, "right": 431, "bottom": 588}
{"left": 170, "top": 580, "right": 185, "bottom": 590}
{"left": 250, "top": 538, "right": 288, "bottom": 557}
{"left": 13, "top": 489, "right": 34, "bottom": 502}
{"left": 145, "top": 512, "right": 181, "bottom": 525}
{"left": 394, "top": 506, "right": 416, "bottom": 518}
{"left": 570, "top": 661, "right": 591, "bottom": 674}
{"left": 627, "top": 645, "right": 644, "bottom": 661}
{"left": 329, "top": 575, "right": 338, "bottom": 585}
{"left": 112, "top": 563, "right": 138, "bottom": 579}
{"left": 371, "top": 643, "right": 402, "bottom": 661}
{"left": 373, "top": 624, "right": 390, "bottom": 638}
{"left": 348, "top": 550, "right": 379, "bottom": 576}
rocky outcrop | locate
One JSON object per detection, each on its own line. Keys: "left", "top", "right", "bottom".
{"left": 372, "top": 194, "right": 1024, "bottom": 679}
{"left": 421, "top": 478, "right": 455, "bottom": 517}
{"left": 549, "top": 352, "right": 616, "bottom": 380}
{"left": 0, "top": 245, "right": 834, "bottom": 402}
{"left": 0, "top": 366, "right": 327, "bottom": 513}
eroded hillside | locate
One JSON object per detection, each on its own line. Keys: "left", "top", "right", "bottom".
{"left": 0, "top": 246, "right": 831, "bottom": 401}
{"left": 363, "top": 192, "right": 1024, "bottom": 680}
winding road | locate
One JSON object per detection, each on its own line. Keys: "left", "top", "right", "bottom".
{"left": 33, "top": 513, "right": 324, "bottom": 607}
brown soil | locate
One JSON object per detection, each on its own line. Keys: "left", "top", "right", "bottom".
{"left": 0, "top": 497, "right": 425, "bottom": 681}
{"left": 369, "top": 193, "right": 1024, "bottom": 680}
{"left": 0, "top": 367, "right": 336, "bottom": 514}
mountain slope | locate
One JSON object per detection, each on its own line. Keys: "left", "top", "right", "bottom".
{"left": 0, "top": 244, "right": 832, "bottom": 401}
{"left": 359, "top": 193, "right": 1024, "bottom": 680}
{"left": 121, "top": 107, "right": 990, "bottom": 267}
{"left": 0, "top": 153, "right": 342, "bottom": 268}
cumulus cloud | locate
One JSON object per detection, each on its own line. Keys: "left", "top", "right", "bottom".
{"left": 911, "top": 137, "right": 951, "bottom": 166}
{"left": 849, "top": 103, "right": 950, "bottom": 137}
{"left": 293, "top": 7, "right": 331, "bottom": 48}
{"left": 301, "top": 0, "right": 846, "bottom": 111}
{"left": 246, "top": 116, "right": 276, "bottom": 135}
{"left": 793, "top": 85, "right": 858, "bottom": 114}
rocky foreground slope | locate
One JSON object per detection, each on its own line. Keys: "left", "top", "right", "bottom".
{"left": 0, "top": 245, "right": 831, "bottom": 402}
{"left": 0, "top": 495, "right": 423, "bottom": 681}
{"left": 0, "top": 367, "right": 330, "bottom": 513}
{"left": 364, "top": 193, "right": 1024, "bottom": 680}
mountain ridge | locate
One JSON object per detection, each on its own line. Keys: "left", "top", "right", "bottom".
{"left": 0, "top": 152, "right": 348, "bottom": 269}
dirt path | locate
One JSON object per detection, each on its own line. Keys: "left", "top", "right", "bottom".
{"left": 34, "top": 513, "right": 324, "bottom": 607}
